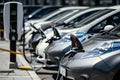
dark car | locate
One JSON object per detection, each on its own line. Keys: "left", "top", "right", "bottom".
{"left": 23, "top": 5, "right": 42, "bottom": 16}
{"left": 24, "top": 6, "right": 62, "bottom": 21}
{"left": 59, "top": 24, "right": 120, "bottom": 80}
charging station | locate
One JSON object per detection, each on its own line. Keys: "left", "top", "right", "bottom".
{"left": 3, "top": 2, "right": 23, "bottom": 67}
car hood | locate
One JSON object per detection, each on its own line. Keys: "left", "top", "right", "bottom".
{"left": 63, "top": 35, "right": 120, "bottom": 61}
{"left": 24, "top": 19, "right": 45, "bottom": 27}
{"left": 61, "top": 36, "right": 120, "bottom": 71}
{"left": 45, "top": 32, "right": 89, "bottom": 55}
{"left": 34, "top": 21, "right": 53, "bottom": 29}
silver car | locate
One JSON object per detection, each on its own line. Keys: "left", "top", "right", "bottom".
{"left": 60, "top": 24, "right": 120, "bottom": 80}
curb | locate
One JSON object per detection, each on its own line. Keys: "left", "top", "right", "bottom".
{"left": 17, "top": 55, "right": 41, "bottom": 80}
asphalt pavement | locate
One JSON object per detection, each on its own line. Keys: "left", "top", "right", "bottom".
{"left": 0, "top": 40, "right": 41, "bottom": 80}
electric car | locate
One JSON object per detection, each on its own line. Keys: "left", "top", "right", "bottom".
{"left": 23, "top": 5, "right": 42, "bottom": 16}
{"left": 59, "top": 24, "right": 120, "bottom": 80}
{"left": 33, "top": 7, "right": 107, "bottom": 30}
{"left": 24, "top": 6, "right": 62, "bottom": 21}
{"left": 21, "top": 9, "right": 83, "bottom": 63}
{"left": 34, "top": 7, "right": 107, "bottom": 64}
{"left": 21, "top": 7, "right": 87, "bottom": 43}
{"left": 44, "top": 5, "right": 120, "bottom": 67}
{"left": 20, "top": 7, "right": 87, "bottom": 46}
{"left": 20, "top": 9, "right": 82, "bottom": 49}
{"left": 24, "top": 6, "right": 88, "bottom": 28}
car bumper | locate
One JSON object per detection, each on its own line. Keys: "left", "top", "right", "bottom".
{"left": 60, "top": 56, "right": 114, "bottom": 80}
{"left": 60, "top": 65, "right": 114, "bottom": 80}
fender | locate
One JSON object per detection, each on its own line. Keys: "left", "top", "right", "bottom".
{"left": 94, "top": 50, "right": 120, "bottom": 73}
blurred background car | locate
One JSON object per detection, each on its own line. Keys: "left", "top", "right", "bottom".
{"left": 23, "top": 5, "right": 42, "bottom": 16}
{"left": 24, "top": 5, "right": 62, "bottom": 21}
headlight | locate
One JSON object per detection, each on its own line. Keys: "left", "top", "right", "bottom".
{"left": 81, "top": 41, "right": 120, "bottom": 58}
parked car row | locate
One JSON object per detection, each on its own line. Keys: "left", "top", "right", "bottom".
{"left": 18, "top": 5, "right": 120, "bottom": 80}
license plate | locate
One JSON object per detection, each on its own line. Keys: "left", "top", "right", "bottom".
{"left": 60, "top": 66, "right": 66, "bottom": 76}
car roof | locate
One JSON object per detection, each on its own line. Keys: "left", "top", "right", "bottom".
{"left": 37, "top": 5, "right": 62, "bottom": 9}
{"left": 109, "top": 5, "right": 120, "bottom": 9}
{"left": 58, "top": 6, "right": 89, "bottom": 10}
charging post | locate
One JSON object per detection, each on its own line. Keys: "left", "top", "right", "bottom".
{"left": 3, "top": 2, "right": 23, "bottom": 68}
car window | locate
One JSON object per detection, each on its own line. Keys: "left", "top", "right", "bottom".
{"left": 46, "top": 10, "right": 74, "bottom": 21}
{"left": 69, "top": 10, "right": 98, "bottom": 24}
{"left": 88, "top": 12, "right": 120, "bottom": 33}
{"left": 56, "top": 10, "right": 81, "bottom": 24}
{"left": 31, "top": 7, "right": 60, "bottom": 19}
{"left": 74, "top": 9, "right": 114, "bottom": 28}
{"left": 40, "top": 9, "right": 61, "bottom": 19}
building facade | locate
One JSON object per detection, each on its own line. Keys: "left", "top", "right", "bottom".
{"left": 0, "top": 0, "right": 120, "bottom": 6}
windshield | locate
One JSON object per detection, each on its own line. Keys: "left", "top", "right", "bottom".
{"left": 46, "top": 10, "right": 75, "bottom": 21}
{"left": 55, "top": 10, "right": 81, "bottom": 24}
{"left": 28, "top": 8, "right": 42, "bottom": 17}
{"left": 39, "top": 9, "right": 61, "bottom": 19}
{"left": 74, "top": 9, "right": 115, "bottom": 28}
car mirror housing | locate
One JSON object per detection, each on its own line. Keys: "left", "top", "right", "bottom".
{"left": 70, "top": 34, "right": 84, "bottom": 52}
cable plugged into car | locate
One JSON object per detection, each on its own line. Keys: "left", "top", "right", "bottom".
{"left": 46, "top": 25, "right": 61, "bottom": 44}
{"left": 55, "top": 34, "right": 84, "bottom": 80}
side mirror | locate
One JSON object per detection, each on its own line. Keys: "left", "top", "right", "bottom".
{"left": 64, "top": 34, "right": 84, "bottom": 57}
{"left": 104, "top": 25, "right": 114, "bottom": 31}
{"left": 70, "top": 34, "right": 84, "bottom": 52}
{"left": 29, "top": 23, "right": 46, "bottom": 38}
{"left": 46, "top": 27, "right": 61, "bottom": 44}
